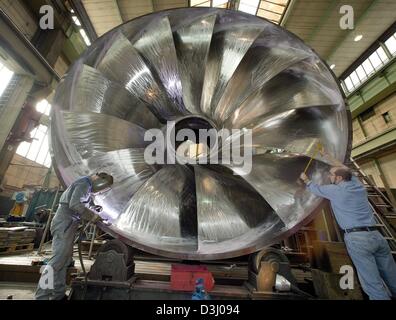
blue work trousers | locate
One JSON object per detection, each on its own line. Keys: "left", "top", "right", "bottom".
{"left": 344, "top": 230, "right": 396, "bottom": 300}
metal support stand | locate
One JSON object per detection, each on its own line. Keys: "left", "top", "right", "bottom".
{"left": 247, "top": 249, "right": 297, "bottom": 291}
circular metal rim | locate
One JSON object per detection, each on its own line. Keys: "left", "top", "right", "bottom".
{"left": 50, "top": 7, "right": 353, "bottom": 260}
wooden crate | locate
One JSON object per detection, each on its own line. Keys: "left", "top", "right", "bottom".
{"left": 0, "top": 243, "right": 34, "bottom": 256}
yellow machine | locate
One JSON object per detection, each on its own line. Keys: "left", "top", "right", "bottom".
{"left": 9, "top": 192, "right": 27, "bottom": 217}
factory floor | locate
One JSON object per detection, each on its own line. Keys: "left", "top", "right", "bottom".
{"left": 0, "top": 248, "right": 93, "bottom": 300}
{"left": 0, "top": 247, "right": 255, "bottom": 300}
{"left": 0, "top": 282, "right": 37, "bottom": 300}
{"left": 0, "top": 246, "right": 313, "bottom": 300}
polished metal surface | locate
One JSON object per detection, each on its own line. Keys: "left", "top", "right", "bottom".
{"left": 173, "top": 13, "right": 216, "bottom": 114}
{"left": 51, "top": 8, "right": 351, "bottom": 260}
{"left": 65, "top": 64, "right": 160, "bottom": 129}
{"left": 96, "top": 32, "right": 179, "bottom": 121}
{"left": 133, "top": 16, "right": 186, "bottom": 114}
{"left": 114, "top": 165, "right": 198, "bottom": 253}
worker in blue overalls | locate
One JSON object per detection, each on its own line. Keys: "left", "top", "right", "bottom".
{"left": 301, "top": 166, "right": 396, "bottom": 300}
{"left": 35, "top": 173, "right": 113, "bottom": 300}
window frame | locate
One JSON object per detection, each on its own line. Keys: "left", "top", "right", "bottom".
{"left": 341, "top": 31, "right": 396, "bottom": 96}
{"left": 16, "top": 100, "right": 52, "bottom": 168}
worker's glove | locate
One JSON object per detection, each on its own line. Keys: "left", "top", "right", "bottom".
{"left": 80, "top": 207, "right": 102, "bottom": 224}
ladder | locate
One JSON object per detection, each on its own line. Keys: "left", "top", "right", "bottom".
{"left": 349, "top": 158, "right": 396, "bottom": 257}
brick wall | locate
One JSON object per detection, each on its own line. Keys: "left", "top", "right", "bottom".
{"left": 352, "top": 92, "right": 396, "bottom": 146}
{"left": 352, "top": 92, "right": 396, "bottom": 190}
{"left": 378, "top": 152, "right": 396, "bottom": 188}
{"left": 360, "top": 92, "right": 396, "bottom": 139}
{"left": 359, "top": 153, "right": 396, "bottom": 189}
{"left": 352, "top": 118, "right": 365, "bottom": 145}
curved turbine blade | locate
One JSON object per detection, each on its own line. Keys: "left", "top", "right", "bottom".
{"left": 214, "top": 44, "right": 311, "bottom": 123}
{"left": 96, "top": 32, "right": 179, "bottom": 121}
{"left": 200, "top": 17, "right": 265, "bottom": 118}
{"left": 224, "top": 153, "right": 330, "bottom": 228}
{"left": 61, "top": 111, "right": 147, "bottom": 159}
{"left": 195, "top": 165, "right": 284, "bottom": 245}
{"left": 133, "top": 16, "right": 187, "bottom": 115}
{"left": 114, "top": 165, "right": 198, "bottom": 252}
{"left": 173, "top": 14, "right": 216, "bottom": 114}
{"left": 89, "top": 148, "right": 159, "bottom": 220}
{"left": 250, "top": 105, "right": 348, "bottom": 163}
{"left": 57, "top": 64, "right": 161, "bottom": 129}
{"left": 224, "top": 58, "right": 344, "bottom": 128}
{"left": 221, "top": 104, "right": 348, "bottom": 166}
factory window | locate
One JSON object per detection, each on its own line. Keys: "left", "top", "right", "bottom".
{"left": 212, "top": 0, "right": 228, "bottom": 7}
{"left": 190, "top": 0, "right": 211, "bottom": 6}
{"left": 355, "top": 65, "right": 367, "bottom": 82}
{"left": 0, "top": 62, "right": 14, "bottom": 97}
{"left": 349, "top": 71, "right": 360, "bottom": 87}
{"left": 16, "top": 99, "right": 52, "bottom": 168}
{"left": 71, "top": 10, "right": 91, "bottom": 46}
{"left": 360, "top": 107, "right": 375, "bottom": 122}
{"left": 35, "top": 99, "right": 51, "bottom": 116}
{"left": 344, "top": 77, "right": 354, "bottom": 92}
{"left": 80, "top": 29, "right": 91, "bottom": 46}
{"left": 239, "top": 0, "right": 260, "bottom": 15}
{"left": 361, "top": 59, "right": 374, "bottom": 77}
{"left": 384, "top": 32, "right": 396, "bottom": 56}
{"left": 190, "top": 0, "right": 290, "bottom": 24}
{"left": 257, "top": 0, "right": 289, "bottom": 23}
{"left": 366, "top": 48, "right": 387, "bottom": 69}
{"left": 341, "top": 32, "right": 396, "bottom": 96}
{"left": 190, "top": 0, "right": 228, "bottom": 7}
{"left": 340, "top": 81, "right": 348, "bottom": 93}
{"left": 382, "top": 112, "right": 391, "bottom": 124}
{"left": 16, "top": 124, "right": 51, "bottom": 168}
{"left": 72, "top": 15, "right": 81, "bottom": 27}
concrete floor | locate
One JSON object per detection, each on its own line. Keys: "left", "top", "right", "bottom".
{"left": 0, "top": 246, "right": 94, "bottom": 300}
{"left": 0, "top": 282, "right": 75, "bottom": 300}
{"left": 0, "top": 282, "right": 37, "bottom": 300}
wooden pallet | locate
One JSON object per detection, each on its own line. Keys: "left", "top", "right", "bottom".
{"left": 0, "top": 243, "right": 34, "bottom": 256}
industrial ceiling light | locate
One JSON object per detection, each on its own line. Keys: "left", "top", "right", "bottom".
{"left": 330, "top": 64, "right": 335, "bottom": 69}
{"left": 354, "top": 34, "right": 363, "bottom": 42}
{"left": 51, "top": 8, "right": 351, "bottom": 260}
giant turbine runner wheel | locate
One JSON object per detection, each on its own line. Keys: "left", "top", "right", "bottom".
{"left": 51, "top": 8, "right": 351, "bottom": 260}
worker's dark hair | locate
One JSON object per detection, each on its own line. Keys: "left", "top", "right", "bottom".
{"left": 334, "top": 167, "right": 352, "bottom": 181}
